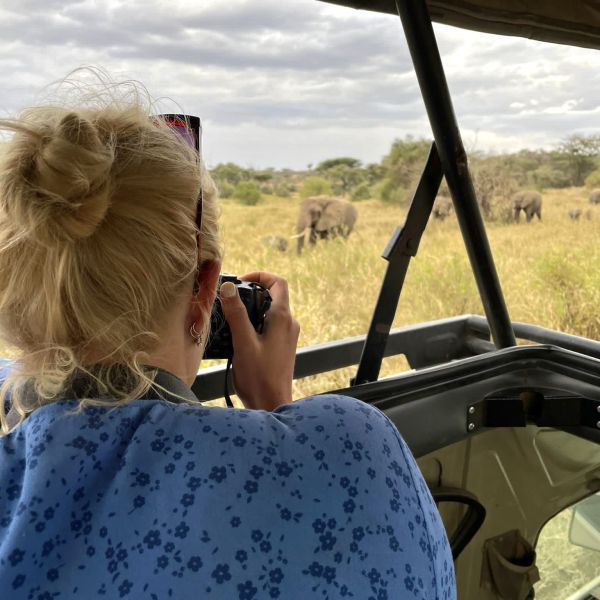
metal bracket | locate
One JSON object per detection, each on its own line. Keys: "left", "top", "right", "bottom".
{"left": 352, "top": 143, "right": 443, "bottom": 386}
{"left": 466, "top": 388, "right": 600, "bottom": 433}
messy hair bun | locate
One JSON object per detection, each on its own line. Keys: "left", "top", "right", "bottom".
{"left": 0, "top": 73, "right": 222, "bottom": 433}
{"left": 2, "top": 110, "right": 114, "bottom": 243}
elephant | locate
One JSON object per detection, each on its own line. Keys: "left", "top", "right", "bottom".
{"left": 261, "top": 235, "right": 288, "bottom": 252}
{"left": 568, "top": 208, "right": 581, "bottom": 220}
{"left": 512, "top": 191, "right": 542, "bottom": 223}
{"left": 295, "top": 196, "right": 357, "bottom": 255}
{"left": 432, "top": 196, "right": 452, "bottom": 220}
{"left": 589, "top": 189, "right": 600, "bottom": 204}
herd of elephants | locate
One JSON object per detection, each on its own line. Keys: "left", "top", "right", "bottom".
{"left": 261, "top": 188, "right": 600, "bottom": 255}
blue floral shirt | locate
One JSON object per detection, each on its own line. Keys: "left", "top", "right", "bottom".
{"left": 0, "top": 392, "right": 455, "bottom": 599}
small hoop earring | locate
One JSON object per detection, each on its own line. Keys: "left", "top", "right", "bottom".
{"left": 190, "top": 322, "right": 203, "bottom": 346}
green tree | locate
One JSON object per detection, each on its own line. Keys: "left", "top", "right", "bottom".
{"left": 585, "top": 169, "right": 600, "bottom": 188}
{"left": 315, "top": 157, "right": 362, "bottom": 171}
{"left": 380, "top": 137, "right": 431, "bottom": 204}
{"left": 211, "top": 163, "right": 250, "bottom": 186}
{"left": 556, "top": 134, "right": 600, "bottom": 186}
{"left": 364, "top": 163, "right": 385, "bottom": 186}
{"left": 314, "top": 157, "right": 367, "bottom": 195}
{"left": 531, "top": 164, "right": 571, "bottom": 190}
{"left": 323, "top": 164, "right": 366, "bottom": 195}
{"left": 217, "top": 181, "right": 235, "bottom": 198}
{"left": 253, "top": 170, "right": 274, "bottom": 183}
{"left": 351, "top": 182, "right": 371, "bottom": 201}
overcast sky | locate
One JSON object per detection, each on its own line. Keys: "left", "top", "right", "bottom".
{"left": 1, "top": 0, "right": 599, "bottom": 169}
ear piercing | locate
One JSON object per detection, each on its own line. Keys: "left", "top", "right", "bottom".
{"left": 190, "top": 322, "right": 203, "bottom": 346}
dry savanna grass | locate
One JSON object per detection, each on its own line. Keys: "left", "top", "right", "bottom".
{"left": 212, "top": 187, "right": 600, "bottom": 400}
{"left": 216, "top": 187, "right": 600, "bottom": 599}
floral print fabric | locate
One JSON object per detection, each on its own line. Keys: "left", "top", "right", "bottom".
{"left": 0, "top": 394, "right": 455, "bottom": 599}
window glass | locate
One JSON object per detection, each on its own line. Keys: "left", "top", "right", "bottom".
{"left": 535, "top": 494, "right": 600, "bottom": 599}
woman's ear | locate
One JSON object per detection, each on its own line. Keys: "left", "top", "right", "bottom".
{"left": 190, "top": 260, "right": 221, "bottom": 322}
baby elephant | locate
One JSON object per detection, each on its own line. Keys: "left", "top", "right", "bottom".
{"left": 568, "top": 208, "right": 581, "bottom": 220}
{"left": 589, "top": 189, "right": 600, "bottom": 204}
{"left": 432, "top": 196, "right": 452, "bottom": 220}
{"left": 512, "top": 191, "right": 542, "bottom": 223}
{"left": 261, "top": 235, "right": 288, "bottom": 252}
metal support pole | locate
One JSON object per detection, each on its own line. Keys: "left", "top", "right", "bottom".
{"left": 395, "top": 0, "right": 516, "bottom": 349}
{"left": 354, "top": 143, "right": 442, "bottom": 385}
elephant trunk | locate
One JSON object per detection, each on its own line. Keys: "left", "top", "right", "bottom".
{"left": 295, "top": 216, "right": 308, "bottom": 255}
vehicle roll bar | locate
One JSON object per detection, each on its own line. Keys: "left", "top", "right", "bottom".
{"left": 394, "top": 0, "right": 516, "bottom": 349}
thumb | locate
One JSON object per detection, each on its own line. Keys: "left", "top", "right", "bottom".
{"left": 219, "top": 281, "right": 255, "bottom": 345}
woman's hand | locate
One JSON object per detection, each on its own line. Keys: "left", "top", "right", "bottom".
{"left": 219, "top": 271, "right": 300, "bottom": 411}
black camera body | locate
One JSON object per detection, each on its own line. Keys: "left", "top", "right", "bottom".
{"left": 203, "top": 274, "right": 272, "bottom": 359}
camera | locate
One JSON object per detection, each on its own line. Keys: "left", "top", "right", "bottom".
{"left": 203, "top": 274, "right": 272, "bottom": 359}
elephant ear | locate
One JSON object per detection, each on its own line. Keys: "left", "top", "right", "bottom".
{"left": 316, "top": 200, "right": 343, "bottom": 232}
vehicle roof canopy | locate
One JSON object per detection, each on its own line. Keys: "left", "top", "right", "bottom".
{"left": 320, "top": 0, "right": 600, "bottom": 50}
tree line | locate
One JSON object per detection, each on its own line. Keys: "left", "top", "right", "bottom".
{"left": 210, "top": 134, "right": 600, "bottom": 210}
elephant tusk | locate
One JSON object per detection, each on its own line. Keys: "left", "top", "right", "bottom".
{"left": 290, "top": 229, "right": 308, "bottom": 239}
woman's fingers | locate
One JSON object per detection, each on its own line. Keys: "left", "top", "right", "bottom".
{"left": 222, "top": 272, "right": 297, "bottom": 410}
{"left": 239, "top": 271, "right": 290, "bottom": 306}
{"left": 219, "top": 281, "right": 255, "bottom": 348}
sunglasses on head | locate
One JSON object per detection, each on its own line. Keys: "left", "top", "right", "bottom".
{"left": 158, "top": 114, "right": 203, "bottom": 232}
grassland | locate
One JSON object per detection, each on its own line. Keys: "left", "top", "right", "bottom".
{"left": 211, "top": 187, "right": 600, "bottom": 399}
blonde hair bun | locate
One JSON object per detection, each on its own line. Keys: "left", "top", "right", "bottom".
{"left": 7, "top": 110, "right": 114, "bottom": 242}
{"left": 0, "top": 71, "right": 222, "bottom": 434}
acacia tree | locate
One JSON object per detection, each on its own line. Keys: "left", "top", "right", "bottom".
{"left": 315, "top": 157, "right": 362, "bottom": 171}
{"left": 315, "top": 157, "right": 366, "bottom": 195}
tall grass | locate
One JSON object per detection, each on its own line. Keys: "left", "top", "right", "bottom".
{"left": 213, "top": 187, "right": 600, "bottom": 399}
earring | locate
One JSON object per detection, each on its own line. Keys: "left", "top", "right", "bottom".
{"left": 190, "top": 322, "right": 203, "bottom": 346}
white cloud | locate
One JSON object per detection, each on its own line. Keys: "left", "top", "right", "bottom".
{"left": 0, "top": 0, "right": 598, "bottom": 168}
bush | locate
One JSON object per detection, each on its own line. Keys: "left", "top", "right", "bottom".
{"left": 259, "top": 183, "right": 274, "bottom": 194}
{"left": 233, "top": 181, "right": 261, "bottom": 205}
{"left": 368, "top": 180, "right": 387, "bottom": 201}
{"left": 299, "top": 177, "right": 332, "bottom": 198}
{"left": 350, "top": 182, "right": 370, "bottom": 201}
{"left": 585, "top": 169, "right": 600, "bottom": 188}
{"left": 273, "top": 183, "right": 292, "bottom": 198}
{"left": 217, "top": 181, "right": 235, "bottom": 198}
{"left": 380, "top": 178, "right": 408, "bottom": 205}
{"left": 211, "top": 162, "right": 250, "bottom": 186}
{"left": 531, "top": 165, "right": 571, "bottom": 190}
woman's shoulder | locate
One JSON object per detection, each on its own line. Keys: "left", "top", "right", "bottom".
{"left": 156, "top": 393, "right": 400, "bottom": 446}
{"left": 273, "top": 393, "right": 398, "bottom": 437}
{"left": 6, "top": 393, "right": 399, "bottom": 449}
{"left": 5, "top": 394, "right": 409, "bottom": 480}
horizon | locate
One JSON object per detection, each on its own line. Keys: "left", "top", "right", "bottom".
{"left": 203, "top": 136, "right": 587, "bottom": 172}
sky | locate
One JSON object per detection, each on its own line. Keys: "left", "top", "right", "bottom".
{"left": 0, "top": 0, "right": 599, "bottom": 170}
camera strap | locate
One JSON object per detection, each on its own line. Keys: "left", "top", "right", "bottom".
{"left": 45, "top": 366, "right": 198, "bottom": 405}
{"left": 224, "top": 357, "right": 234, "bottom": 408}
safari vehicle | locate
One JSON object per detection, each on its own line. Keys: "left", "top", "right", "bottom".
{"left": 195, "top": 1, "right": 600, "bottom": 599}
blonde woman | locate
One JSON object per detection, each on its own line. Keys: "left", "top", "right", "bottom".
{"left": 0, "top": 78, "right": 455, "bottom": 599}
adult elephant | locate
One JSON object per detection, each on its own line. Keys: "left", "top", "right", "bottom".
{"left": 512, "top": 191, "right": 542, "bottom": 223}
{"left": 589, "top": 189, "right": 600, "bottom": 204}
{"left": 295, "top": 196, "right": 357, "bottom": 255}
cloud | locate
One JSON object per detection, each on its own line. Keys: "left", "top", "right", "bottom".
{"left": 0, "top": 0, "right": 598, "bottom": 168}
